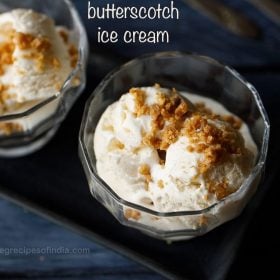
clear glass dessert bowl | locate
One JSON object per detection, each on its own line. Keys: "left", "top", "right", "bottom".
{"left": 79, "top": 52, "right": 269, "bottom": 241}
{"left": 0, "top": 0, "right": 88, "bottom": 157}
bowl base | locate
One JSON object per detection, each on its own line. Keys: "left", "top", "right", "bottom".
{"left": 0, "top": 126, "right": 58, "bottom": 158}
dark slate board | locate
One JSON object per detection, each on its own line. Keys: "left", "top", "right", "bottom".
{"left": 0, "top": 52, "right": 279, "bottom": 279}
{"left": 0, "top": 198, "right": 164, "bottom": 280}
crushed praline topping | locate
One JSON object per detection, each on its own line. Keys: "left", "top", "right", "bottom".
{"left": 0, "top": 41, "right": 15, "bottom": 75}
{"left": 139, "top": 164, "right": 152, "bottom": 190}
{"left": 195, "top": 102, "right": 242, "bottom": 130}
{"left": 207, "top": 179, "right": 231, "bottom": 200}
{"left": 184, "top": 114, "right": 245, "bottom": 174}
{"left": 0, "top": 26, "right": 78, "bottom": 77}
{"left": 157, "top": 180, "right": 164, "bottom": 189}
{"left": 129, "top": 84, "right": 249, "bottom": 200}
{"left": 0, "top": 83, "right": 23, "bottom": 134}
{"left": 0, "top": 122, "right": 23, "bottom": 135}
{"left": 108, "top": 138, "right": 125, "bottom": 151}
{"left": 59, "top": 29, "right": 69, "bottom": 43}
{"left": 124, "top": 209, "right": 141, "bottom": 220}
{"left": 68, "top": 44, "right": 78, "bottom": 68}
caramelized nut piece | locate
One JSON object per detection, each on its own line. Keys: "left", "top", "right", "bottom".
{"left": 124, "top": 209, "right": 141, "bottom": 220}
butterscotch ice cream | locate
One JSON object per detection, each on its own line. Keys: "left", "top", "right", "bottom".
{"left": 94, "top": 84, "right": 258, "bottom": 229}
{"left": 0, "top": 9, "right": 78, "bottom": 135}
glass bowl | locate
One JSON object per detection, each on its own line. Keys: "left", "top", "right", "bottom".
{"left": 0, "top": 0, "right": 88, "bottom": 157}
{"left": 79, "top": 52, "right": 269, "bottom": 241}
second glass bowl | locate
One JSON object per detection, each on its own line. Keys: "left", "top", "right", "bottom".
{"left": 79, "top": 52, "right": 269, "bottom": 241}
{"left": 0, "top": 0, "right": 88, "bottom": 157}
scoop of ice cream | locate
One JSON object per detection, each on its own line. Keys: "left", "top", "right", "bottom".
{"left": 94, "top": 85, "right": 257, "bottom": 212}
{"left": 0, "top": 9, "right": 77, "bottom": 104}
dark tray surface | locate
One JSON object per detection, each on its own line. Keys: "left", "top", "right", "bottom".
{"left": 1, "top": 0, "right": 280, "bottom": 278}
{"left": 0, "top": 59, "right": 279, "bottom": 279}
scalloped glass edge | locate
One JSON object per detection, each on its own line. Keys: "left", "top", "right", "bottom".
{"left": 79, "top": 51, "right": 270, "bottom": 239}
{"left": 0, "top": 0, "right": 89, "bottom": 134}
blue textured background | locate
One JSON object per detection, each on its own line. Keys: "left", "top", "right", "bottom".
{"left": 80, "top": 0, "right": 280, "bottom": 66}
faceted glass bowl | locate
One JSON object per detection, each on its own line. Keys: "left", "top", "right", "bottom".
{"left": 79, "top": 52, "right": 269, "bottom": 241}
{"left": 0, "top": 0, "right": 88, "bottom": 157}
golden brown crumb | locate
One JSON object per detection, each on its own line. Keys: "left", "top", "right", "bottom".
{"left": 0, "top": 84, "right": 12, "bottom": 112}
{"left": 160, "top": 125, "right": 180, "bottom": 150}
{"left": 139, "top": 164, "right": 150, "bottom": 176}
{"left": 142, "top": 133, "right": 161, "bottom": 150}
{"left": 59, "top": 29, "right": 69, "bottom": 43}
{"left": 207, "top": 179, "right": 233, "bottom": 200}
{"left": 0, "top": 122, "right": 23, "bottom": 135}
{"left": 0, "top": 42, "right": 15, "bottom": 75}
{"left": 204, "top": 194, "right": 210, "bottom": 201}
{"left": 195, "top": 102, "right": 242, "bottom": 130}
{"left": 129, "top": 88, "right": 147, "bottom": 117}
{"left": 157, "top": 180, "right": 164, "bottom": 189}
{"left": 139, "top": 164, "right": 152, "bottom": 185}
{"left": 102, "top": 124, "right": 114, "bottom": 132}
{"left": 222, "top": 115, "right": 242, "bottom": 130}
{"left": 31, "top": 37, "right": 51, "bottom": 52}
{"left": 16, "top": 32, "right": 51, "bottom": 52}
{"left": 52, "top": 57, "right": 61, "bottom": 68}
{"left": 132, "top": 146, "right": 145, "bottom": 155}
{"left": 175, "top": 101, "right": 188, "bottom": 120}
{"left": 154, "top": 83, "right": 161, "bottom": 89}
{"left": 0, "top": 83, "right": 9, "bottom": 94}
{"left": 187, "top": 145, "right": 195, "bottom": 152}
{"left": 16, "top": 32, "right": 34, "bottom": 50}
{"left": 22, "top": 52, "right": 44, "bottom": 72}
{"left": 124, "top": 209, "right": 141, "bottom": 220}
{"left": 68, "top": 44, "right": 78, "bottom": 68}
{"left": 54, "top": 83, "right": 62, "bottom": 91}
{"left": 71, "top": 77, "right": 81, "bottom": 87}
{"left": 195, "top": 102, "right": 213, "bottom": 115}
{"left": 199, "top": 215, "right": 208, "bottom": 226}
{"left": 107, "top": 138, "right": 125, "bottom": 151}
{"left": 156, "top": 92, "right": 167, "bottom": 106}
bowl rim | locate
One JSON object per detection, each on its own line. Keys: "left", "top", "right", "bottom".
{"left": 79, "top": 51, "right": 270, "bottom": 217}
{"left": 0, "top": 0, "right": 88, "bottom": 122}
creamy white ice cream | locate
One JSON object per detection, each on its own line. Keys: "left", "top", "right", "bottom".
{"left": 0, "top": 9, "right": 78, "bottom": 135}
{"left": 94, "top": 85, "right": 258, "bottom": 231}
